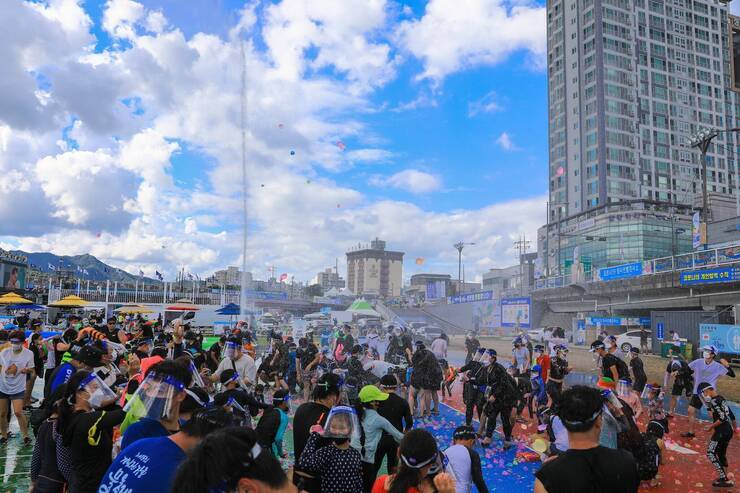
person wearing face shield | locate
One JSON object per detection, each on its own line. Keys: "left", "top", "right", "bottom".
{"left": 464, "top": 331, "right": 480, "bottom": 364}
{"left": 664, "top": 346, "right": 693, "bottom": 418}
{"left": 214, "top": 369, "right": 270, "bottom": 427}
{"left": 297, "top": 406, "right": 363, "bottom": 493}
{"left": 534, "top": 386, "right": 639, "bottom": 493}
{"left": 533, "top": 344, "right": 550, "bottom": 383}
{"left": 481, "top": 349, "right": 517, "bottom": 449}
{"left": 682, "top": 345, "right": 735, "bottom": 438}
{"left": 255, "top": 389, "right": 291, "bottom": 458}
{"left": 57, "top": 370, "right": 125, "bottom": 492}
{"left": 0, "top": 330, "right": 35, "bottom": 444}
{"left": 546, "top": 345, "right": 570, "bottom": 406}
{"left": 120, "top": 360, "right": 192, "bottom": 450}
{"left": 458, "top": 348, "right": 487, "bottom": 427}
{"left": 210, "top": 336, "right": 257, "bottom": 390}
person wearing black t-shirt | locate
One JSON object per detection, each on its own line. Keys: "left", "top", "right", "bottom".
{"left": 375, "top": 375, "right": 413, "bottom": 474}
{"left": 591, "top": 340, "right": 629, "bottom": 383}
{"left": 292, "top": 373, "right": 341, "bottom": 493}
{"left": 535, "top": 385, "right": 639, "bottom": 493}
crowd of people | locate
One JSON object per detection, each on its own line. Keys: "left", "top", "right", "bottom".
{"left": 0, "top": 312, "right": 733, "bottom": 492}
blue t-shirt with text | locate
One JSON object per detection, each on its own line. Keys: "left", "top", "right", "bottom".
{"left": 120, "top": 418, "right": 170, "bottom": 451}
{"left": 98, "top": 436, "right": 186, "bottom": 493}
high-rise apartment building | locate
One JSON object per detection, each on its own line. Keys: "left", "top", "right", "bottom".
{"left": 542, "top": 0, "right": 738, "bottom": 275}
{"left": 346, "top": 238, "right": 404, "bottom": 297}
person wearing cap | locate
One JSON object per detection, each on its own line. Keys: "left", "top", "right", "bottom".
{"left": 98, "top": 317, "right": 126, "bottom": 344}
{"left": 100, "top": 407, "right": 233, "bottom": 493}
{"left": 590, "top": 339, "right": 629, "bottom": 384}
{"left": 683, "top": 345, "right": 735, "bottom": 438}
{"left": 546, "top": 345, "right": 570, "bottom": 406}
{"left": 297, "top": 406, "right": 363, "bottom": 493}
{"left": 443, "top": 425, "right": 488, "bottom": 493}
{"left": 255, "top": 389, "right": 291, "bottom": 458}
{"left": 481, "top": 349, "right": 517, "bottom": 449}
{"left": 120, "top": 360, "right": 193, "bottom": 450}
{"left": 214, "top": 369, "right": 270, "bottom": 427}
{"left": 534, "top": 385, "right": 639, "bottom": 493}
{"left": 0, "top": 330, "right": 35, "bottom": 444}
{"left": 664, "top": 346, "right": 693, "bottom": 418}
{"left": 44, "top": 343, "right": 104, "bottom": 399}
{"left": 353, "top": 385, "right": 404, "bottom": 492}
{"left": 697, "top": 381, "right": 736, "bottom": 488}
{"left": 627, "top": 347, "right": 646, "bottom": 394}
{"left": 605, "top": 335, "right": 625, "bottom": 360}
{"left": 375, "top": 375, "right": 413, "bottom": 475}
{"left": 458, "top": 348, "right": 487, "bottom": 427}
{"left": 293, "top": 373, "right": 342, "bottom": 493}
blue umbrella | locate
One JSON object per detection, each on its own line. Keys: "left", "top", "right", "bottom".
{"left": 6, "top": 304, "right": 46, "bottom": 311}
{"left": 216, "top": 303, "right": 241, "bottom": 316}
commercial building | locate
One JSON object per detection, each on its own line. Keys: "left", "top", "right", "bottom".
{"left": 346, "top": 238, "right": 404, "bottom": 297}
{"left": 208, "top": 267, "right": 252, "bottom": 288}
{"left": 314, "top": 268, "right": 346, "bottom": 291}
{"left": 482, "top": 264, "right": 526, "bottom": 298}
{"left": 407, "top": 273, "right": 452, "bottom": 300}
{"left": 544, "top": 0, "right": 739, "bottom": 276}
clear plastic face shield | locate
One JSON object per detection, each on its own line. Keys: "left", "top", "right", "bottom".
{"left": 322, "top": 406, "right": 361, "bottom": 443}
{"left": 224, "top": 397, "right": 249, "bottom": 426}
{"left": 601, "top": 389, "right": 623, "bottom": 410}
{"left": 590, "top": 343, "right": 604, "bottom": 361}
{"left": 224, "top": 341, "right": 239, "bottom": 360}
{"left": 78, "top": 373, "right": 117, "bottom": 409}
{"left": 640, "top": 384, "right": 662, "bottom": 400}
{"left": 472, "top": 350, "right": 483, "bottom": 362}
{"left": 426, "top": 452, "right": 449, "bottom": 477}
{"left": 702, "top": 346, "right": 716, "bottom": 361}
{"left": 617, "top": 379, "right": 632, "bottom": 398}
{"left": 124, "top": 372, "right": 186, "bottom": 420}
{"left": 189, "top": 360, "right": 205, "bottom": 388}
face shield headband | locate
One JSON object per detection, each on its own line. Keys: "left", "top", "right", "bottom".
{"left": 123, "top": 372, "right": 186, "bottom": 421}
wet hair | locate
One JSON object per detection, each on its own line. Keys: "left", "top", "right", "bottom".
{"left": 389, "top": 429, "right": 438, "bottom": 493}
{"left": 220, "top": 368, "right": 238, "bottom": 385}
{"left": 57, "top": 370, "right": 92, "bottom": 438}
{"left": 646, "top": 420, "right": 665, "bottom": 439}
{"left": 147, "top": 359, "right": 192, "bottom": 388}
{"left": 312, "top": 373, "right": 341, "bottom": 400}
{"left": 8, "top": 330, "right": 24, "bottom": 342}
{"left": 180, "top": 408, "right": 233, "bottom": 438}
{"left": 181, "top": 386, "right": 210, "bottom": 414}
{"left": 170, "top": 427, "right": 288, "bottom": 493}
{"left": 558, "top": 385, "right": 604, "bottom": 433}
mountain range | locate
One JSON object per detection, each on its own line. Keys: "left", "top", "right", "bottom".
{"left": 14, "top": 251, "right": 159, "bottom": 284}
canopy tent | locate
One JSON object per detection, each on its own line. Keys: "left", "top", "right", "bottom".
{"left": 166, "top": 299, "right": 199, "bottom": 311}
{"left": 0, "top": 292, "right": 33, "bottom": 305}
{"left": 304, "top": 312, "right": 329, "bottom": 320}
{"left": 339, "top": 288, "right": 355, "bottom": 296}
{"left": 5, "top": 303, "right": 45, "bottom": 311}
{"left": 215, "top": 303, "right": 241, "bottom": 316}
{"left": 114, "top": 304, "right": 154, "bottom": 314}
{"left": 48, "top": 295, "right": 88, "bottom": 308}
{"left": 346, "top": 298, "right": 380, "bottom": 318}
{"left": 324, "top": 287, "right": 342, "bottom": 297}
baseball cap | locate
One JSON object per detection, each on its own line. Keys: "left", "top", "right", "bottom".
{"left": 589, "top": 340, "right": 605, "bottom": 352}
{"left": 629, "top": 347, "right": 640, "bottom": 354}
{"left": 697, "top": 382, "right": 714, "bottom": 394}
{"left": 379, "top": 375, "right": 397, "bottom": 388}
{"left": 359, "top": 385, "right": 389, "bottom": 403}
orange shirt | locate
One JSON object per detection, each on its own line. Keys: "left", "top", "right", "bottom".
{"left": 372, "top": 475, "right": 421, "bottom": 493}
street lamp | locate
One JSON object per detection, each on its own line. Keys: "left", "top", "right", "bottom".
{"left": 453, "top": 242, "right": 475, "bottom": 294}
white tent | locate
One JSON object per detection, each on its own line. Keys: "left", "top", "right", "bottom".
{"left": 325, "top": 287, "right": 342, "bottom": 296}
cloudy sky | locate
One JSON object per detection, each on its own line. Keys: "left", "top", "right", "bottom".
{"left": 1, "top": 0, "right": 554, "bottom": 284}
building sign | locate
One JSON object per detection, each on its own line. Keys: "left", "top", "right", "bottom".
{"left": 679, "top": 266, "right": 740, "bottom": 286}
{"left": 501, "top": 297, "right": 531, "bottom": 328}
{"left": 656, "top": 322, "right": 664, "bottom": 341}
{"left": 692, "top": 211, "right": 705, "bottom": 249}
{"left": 448, "top": 290, "right": 493, "bottom": 304}
{"left": 700, "top": 323, "right": 740, "bottom": 355}
{"left": 586, "top": 316, "right": 650, "bottom": 327}
{"left": 425, "top": 281, "right": 446, "bottom": 300}
{"left": 598, "top": 262, "right": 643, "bottom": 281}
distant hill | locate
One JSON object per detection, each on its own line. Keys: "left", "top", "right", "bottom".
{"left": 14, "top": 251, "right": 159, "bottom": 284}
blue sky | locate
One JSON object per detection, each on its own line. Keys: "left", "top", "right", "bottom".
{"left": 1, "top": 0, "right": 550, "bottom": 282}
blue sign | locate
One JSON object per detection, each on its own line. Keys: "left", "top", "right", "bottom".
{"left": 656, "top": 322, "right": 664, "bottom": 341}
{"left": 639, "top": 317, "right": 651, "bottom": 326}
{"left": 679, "top": 266, "right": 740, "bottom": 286}
{"left": 598, "top": 262, "right": 643, "bottom": 281}
{"left": 501, "top": 297, "right": 531, "bottom": 328}
{"left": 589, "top": 317, "right": 622, "bottom": 326}
{"left": 699, "top": 324, "right": 740, "bottom": 355}
{"left": 448, "top": 291, "right": 493, "bottom": 305}
{"left": 320, "top": 307, "right": 332, "bottom": 314}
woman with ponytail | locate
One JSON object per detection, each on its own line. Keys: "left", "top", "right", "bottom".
{"left": 371, "top": 429, "right": 456, "bottom": 493}
{"left": 170, "top": 427, "right": 295, "bottom": 493}
{"left": 57, "top": 370, "right": 125, "bottom": 492}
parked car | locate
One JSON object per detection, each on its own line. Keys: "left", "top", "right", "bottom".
{"left": 424, "top": 325, "right": 443, "bottom": 342}
{"left": 615, "top": 329, "right": 651, "bottom": 353}
{"left": 527, "top": 327, "right": 552, "bottom": 343}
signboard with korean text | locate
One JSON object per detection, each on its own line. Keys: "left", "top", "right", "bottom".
{"left": 448, "top": 290, "right": 493, "bottom": 304}
{"left": 501, "top": 297, "right": 531, "bottom": 328}
{"left": 679, "top": 266, "right": 740, "bottom": 286}
{"left": 598, "top": 262, "right": 643, "bottom": 281}
{"left": 699, "top": 324, "right": 740, "bottom": 355}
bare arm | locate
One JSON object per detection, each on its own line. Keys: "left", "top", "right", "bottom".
{"left": 534, "top": 479, "right": 549, "bottom": 493}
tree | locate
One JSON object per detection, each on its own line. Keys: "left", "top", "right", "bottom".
{"left": 305, "top": 284, "right": 324, "bottom": 297}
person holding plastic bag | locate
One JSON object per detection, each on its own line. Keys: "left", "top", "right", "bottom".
{"left": 298, "top": 406, "right": 363, "bottom": 493}
{"left": 57, "top": 370, "right": 124, "bottom": 492}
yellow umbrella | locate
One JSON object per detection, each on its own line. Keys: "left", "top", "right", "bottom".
{"left": 48, "top": 294, "right": 89, "bottom": 308}
{"left": 114, "top": 304, "right": 154, "bottom": 314}
{"left": 0, "top": 292, "right": 32, "bottom": 305}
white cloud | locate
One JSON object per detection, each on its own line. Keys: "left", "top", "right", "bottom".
{"left": 371, "top": 169, "right": 442, "bottom": 194}
{"left": 468, "top": 90, "right": 502, "bottom": 116}
{"left": 103, "top": 0, "right": 145, "bottom": 40}
{"left": 496, "top": 132, "right": 518, "bottom": 151}
{"left": 397, "top": 0, "right": 546, "bottom": 82}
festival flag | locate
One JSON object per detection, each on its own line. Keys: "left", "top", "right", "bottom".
{"left": 155, "top": 271, "right": 163, "bottom": 281}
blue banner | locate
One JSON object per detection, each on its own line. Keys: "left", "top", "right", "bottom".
{"left": 699, "top": 324, "right": 740, "bottom": 355}
{"left": 448, "top": 291, "right": 493, "bottom": 304}
{"left": 679, "top": 266, "right": 740, "bottom": 286}
{"left": 588, "top": 317, "right": 622, "bottom": 326}
{"left": 656, "top": 322, "right": 664, "bottom": 341}
{"left": 599, "top": 262, "right": 643, "bottom": 281}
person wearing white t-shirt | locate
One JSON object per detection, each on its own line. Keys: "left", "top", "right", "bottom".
{"left": 0, "top": 330, "right": 35, "bottom": 444}
{"left": 209, "top": 337, "right": 256, "bottom": 387}
{"left": 444, "top": 425, "right": 488, "bottom": 493}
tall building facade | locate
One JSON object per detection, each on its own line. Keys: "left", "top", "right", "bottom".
{"left": 346, "top": 239, "right": 404, "bottom": 297}
{"left": 544, "top": 0, "right": 738, "bottom": 275}
{"left": 314, "top": 268, "right": 346, "bottom": 291}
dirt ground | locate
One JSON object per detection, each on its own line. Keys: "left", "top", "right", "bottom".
{"left": 449, "top": 335, "right": 740, "bottom": 402}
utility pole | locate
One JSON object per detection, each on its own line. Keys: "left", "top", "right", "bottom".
{"left": 513, "top": 234, "right": 531, "bottom": 295}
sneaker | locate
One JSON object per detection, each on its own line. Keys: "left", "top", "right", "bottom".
{"left": 502, "top": 441, "right": 513, "bottom": 451}
{"left": 680, "top": 432, "right": 695, "bottom": 438}
{"left": 712, "top": 479, "right": 734, "bottom": 488}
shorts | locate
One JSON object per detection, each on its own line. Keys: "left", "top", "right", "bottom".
{"left": 0, "top": 391, "right": 25, "bottom": 401}
{"left": 671, "top": 382, "right": 692, "bottom": 397}
{"left": 689, "top": 393, "right": 704, "bottom": 410}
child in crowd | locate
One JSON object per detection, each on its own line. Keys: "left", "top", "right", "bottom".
{"left": 636, "top": 420, "right": 665, "bottom": 488}
{"left": 644, "top": 384, "right": 669, "bottom": 434}
{"left": 529, "top": 365, "right": 548, "bottom": 425}
{"left": 698, "top": 382, "right": 736, "bottom": 488}
{"left": 617, "top": 379, "right": 643, "bottom": 420}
